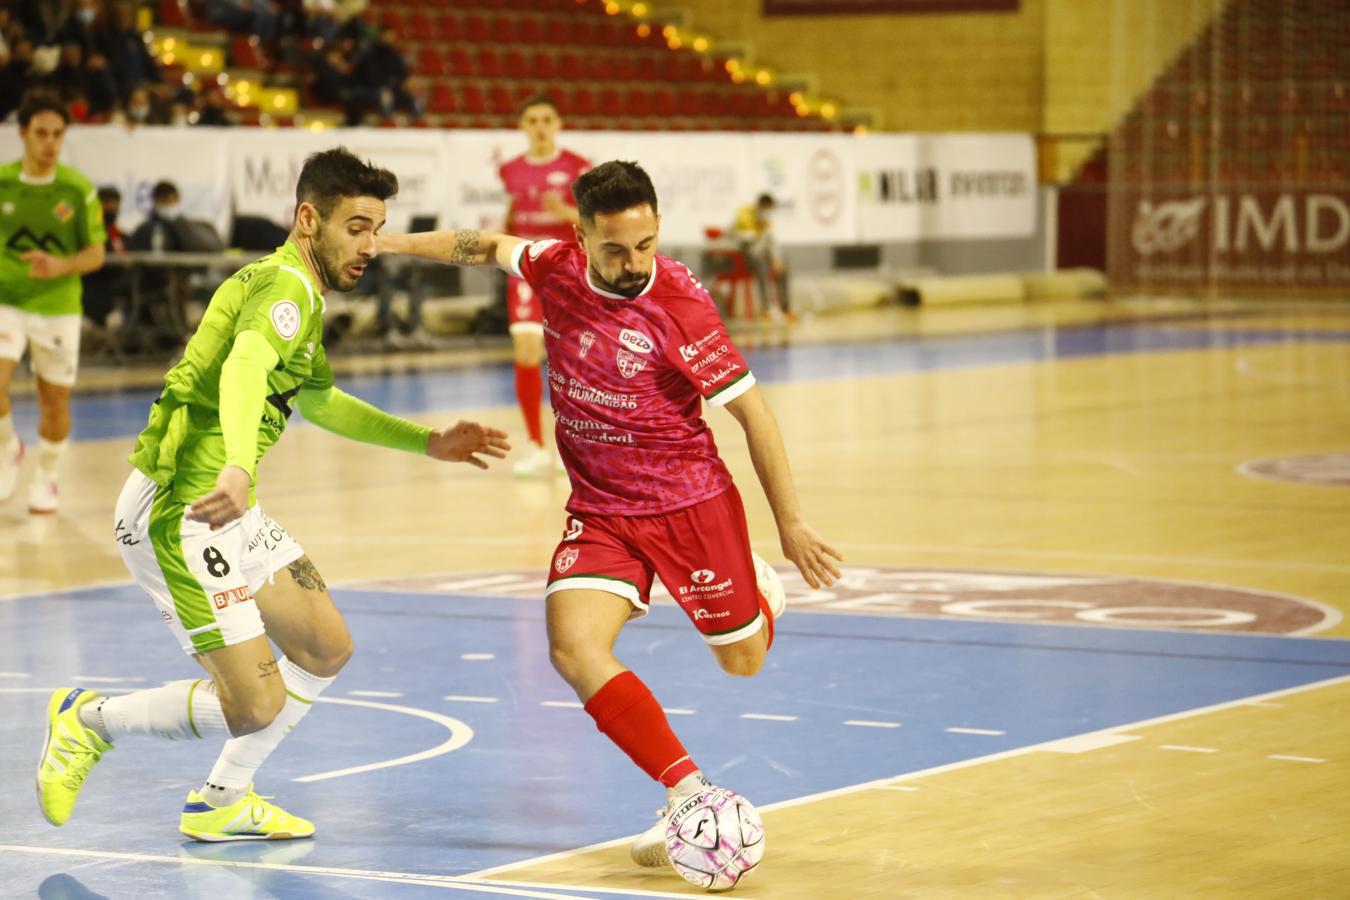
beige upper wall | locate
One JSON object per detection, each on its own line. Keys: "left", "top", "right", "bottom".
{"left": 673, "top": 0, "right": 1221, "bottom": 142}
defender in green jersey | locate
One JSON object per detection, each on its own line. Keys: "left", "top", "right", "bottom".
{"left": 0, "top": 92, "right": 107, "bottom": 513}
{"left": 36, "top": 147, "right": 510, "bottom": 840}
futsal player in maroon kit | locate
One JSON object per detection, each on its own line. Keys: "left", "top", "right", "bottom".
{"left": 379, "top": 160, "right": 841, "bottom": 869}
{"left": 498, "top": 95, "right": 590, "bottom": 476}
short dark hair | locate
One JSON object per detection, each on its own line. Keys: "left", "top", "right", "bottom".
{"left": 151, "top": 180, "right": 178, "bottom": 201}
{"left": 98, "top": 185, "right": 121, "bottom": 201}
{"left": 295, "top": 146, "right": 399, "bottom": 219}
{"left": 756, "top": 193, "right": 776, "bottom": 208}
{"left": 518, "top": 94, "right": 558, "bottom": 117}
{"left": 572, "top": 161, "right": 658, "bottom": 223}
{"left": 18, "top": 91, "right": 70, "bottom": 128}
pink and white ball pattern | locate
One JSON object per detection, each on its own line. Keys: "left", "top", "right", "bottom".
{"left": 664, "top": 788, "right": 766, "bottom": 892}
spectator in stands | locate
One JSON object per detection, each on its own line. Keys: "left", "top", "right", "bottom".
{"left": 104, "top": 1, "right": 162, "bottom": 94}
{"left": 0, "top": 37, "right": 38, "bottom": 120}
{"left": 82, "top": 185, "right": 129, "bottom": 328}
{"left": 17, "top": 0, "right": 75, "bottom": 48}
{"left": 309, "top": 43, "right": 354, "bottom": 111}
{"left": 203, "top": 0, "right": 281, "bottom": 45}
{"left": 351, "top": 26, "right": 418, "bottom": 121}
{"left": 191, "top": 87, "right": 232, "bottom": 126}
{"left": 114, "top": 83, "right": 172, "bottom": 127}
{"left": 731, "top": 193, "right": 791, "bottom": 321}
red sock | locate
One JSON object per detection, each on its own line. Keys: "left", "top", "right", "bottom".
{"left": 514, "top": 364, "right": 543, "bottom": 446}
{"left": 758, "top": 590, "right": 775, "bottom": 651}
{"left": 584, "top": 671, "right": 698, "bottom": 787}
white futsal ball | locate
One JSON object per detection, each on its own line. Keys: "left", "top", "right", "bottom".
{"left": 752, "top": 553, "right": 785, "bottom": 619}
{"left": 665, "top": 788, "right": 766, "bottom": 892}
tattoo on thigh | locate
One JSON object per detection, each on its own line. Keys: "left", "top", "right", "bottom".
{"left": 258, "top": 658, "right": 279, "bottom": 679}
{"left": 287, "top": 555, "right": 328, "bottom": 593}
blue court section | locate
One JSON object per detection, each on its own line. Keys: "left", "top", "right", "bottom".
{"left": 11, "top": 318, "right": 1350, "bottom": 443}
{"left": 3, "top": 584, "right": 1350, "bottom": 898}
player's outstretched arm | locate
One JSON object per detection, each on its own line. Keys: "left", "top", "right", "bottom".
{"left": 296, "top": 386, "right": 510, "bottom": 468}
{"left": 426, "top": 421, "right": 511, "bottom": 469}
{"left": 724, "top": 386, "right": 843, "bottom": 589}
{"left": 378, "top": 229, "right": 527, "bottom": 274}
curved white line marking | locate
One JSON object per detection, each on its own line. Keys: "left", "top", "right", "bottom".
{"left": 295, "top": 696, "right": 473, "bottom": 783}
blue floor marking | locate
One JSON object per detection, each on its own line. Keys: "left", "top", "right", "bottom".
{"left": 3, "top": 583, "right": 1349, "bottom": 897}
{"left": 9, "top": 322, "right": 1350, "bottom": 444}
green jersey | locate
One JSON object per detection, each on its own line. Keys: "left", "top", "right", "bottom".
{"left": 130, "top": 242, "right": 329, "bottom": 505}
{"left": 0, "top": 160, "right": 105, "bottom": 315}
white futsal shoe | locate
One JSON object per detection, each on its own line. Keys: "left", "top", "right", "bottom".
{"left": 513, "top": 444, "right": 560, "bottom": 479}
{"left": 631, "top": 772, "right": 712, "bottom": 868}
{"left": 0, "top": 439, "right": 22, "bottom": 502}
{"left": 752, "top": 553, "right": 785, "bottom": 620}
{"left": 28, "top": 475, "right": 59, "bottom": 515}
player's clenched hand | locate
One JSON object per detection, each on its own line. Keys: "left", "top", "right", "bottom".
{"left": 427, "top": 421, "right": 511, "bottom": 469}
{"left": 21, "top": 250, "right": 67, "bottom": 280}
{"left": 778, "top": 519, "right": 843, "bottom": 589}
{"left": 186, "top": 466, "right": 251, "bottom": 530}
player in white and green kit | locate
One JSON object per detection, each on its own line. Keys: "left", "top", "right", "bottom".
{"left": 0, "top": 92, "right": 107, "bottom": 513}
{"left": 35, "top": 147, "right": 511, "bottom": 841}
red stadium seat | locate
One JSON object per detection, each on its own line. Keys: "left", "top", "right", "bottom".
{"left": 598, "top": 87, "right": 620, "bottom": 114}
{"left": 634, "top": 54, "right": 658, "bottom": 82}
{"left": 380, "top": 10, "right": 407, "bottom": 33}
{"left": 436, "top": 13, "right": 461, "bottom": 41}
{"left": 429, "top": 83, "right": 456, "bottom": 114}
{"left": 461, "top": 84, "right": 486, "bottom": 115}
{"left": 611, "top": 55, "right": 636, "bottom": 82}
{"left": 464, "top": 14, "right": 489, "bottom": 43}
{"left": 416, "top": 46, "right": 444, "bottom": 76}
{"left": 231, "top": 35, "right": 266, "bottom": 70}
{"left": 449, "top": 47, "right": 473, "bottom": 77}
{"left": 558, "top": 51, "right": 583, "bottom": 81}
{"left": 568, "top": 19, "right": 594, "bottom": 45}
{"left": 528, "top": 50, "right": 556, "bottom": 80}
{"left": 652, "top": 87, "right": 676, "bottom": 118}
{"left": 623, "top": 87, "right": 652, "bottom": 115}
{"left": 407, "top": 11, "right": 434, "bottom": 40}
{"left": 489, "top": 84, "right": 514, "bottom": 115}
{"left": 475, "top": 47, "right": 502, "bottom": 78}
{"left": 517, "top": 15, "right": 544, "bottom": 45}
{"left": 546, "top": 18, "right": 569, "bottom": 46}
{"left": 157, "top": 0, "right": 191, "bottom": 28}
{"left": 490, "top": 13, "right": 514, "bottom": 44}
{"left": 503, "top": 48, "right": 526, "bottom": 77}
{"left": 569, "top": 86, "right": 598, "bottom": 117}
{"left": 677, "top": 90, "right": 701, "bottom": 118}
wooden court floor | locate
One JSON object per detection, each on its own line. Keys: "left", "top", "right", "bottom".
{"left": 2, "top": 298, "right": 1348, "bottom": 897}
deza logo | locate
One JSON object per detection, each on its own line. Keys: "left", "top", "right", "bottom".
{"left": 618, "top": 329, "right": 654, "bottom": 354}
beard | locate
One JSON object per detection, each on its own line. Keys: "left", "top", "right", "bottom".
{"left": 590, "top": 264, "right": 649, "bottom": 298}
{"left": 314, "top": 230, "right": 360, "bottom": 292}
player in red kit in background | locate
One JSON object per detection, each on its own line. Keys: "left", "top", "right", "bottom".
{"left": 499, "top": 95, "right": 590, "bottom": 477}
{"left": 379, "top": 160, "right": 842, "bottom": 873}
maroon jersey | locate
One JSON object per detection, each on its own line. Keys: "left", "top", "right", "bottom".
{"left": 511, "top": 239, "right": 756, "bottom": 516}
{"left": 498, "top": 149, "right": 591, "bottom": 242}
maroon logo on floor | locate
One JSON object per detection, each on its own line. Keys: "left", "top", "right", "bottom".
{"left": 1239, "top": 454, "right": 1350, "bottom": 487}
{"left": 351, "top": 566, "right": 1335, "bottom": 636}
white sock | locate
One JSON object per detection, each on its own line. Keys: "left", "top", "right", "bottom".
{"left": 91, "top": 679, "right": 230, "bottom": 742}
{"left": 201, "top": 656, "right": 335, "bottom": 806}
{"left": 0, "top": 413, "right": 15, "bottom": 449}
{"left": 669, "top": 770, "right": 711, "bottom": 803}
{"left": 37, "top": 437, "right": 67, "bottom": 479}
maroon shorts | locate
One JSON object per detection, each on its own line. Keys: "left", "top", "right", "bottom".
{"left": 506, "top": 276, "right": 543, "bottom": 331}
{"left": 545, "top": 486, "right": 765, "bottom": 645}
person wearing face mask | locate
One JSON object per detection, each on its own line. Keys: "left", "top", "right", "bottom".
{"left": 81, "top": 185, "right": 130, "bottom": 330}
{"left": 731, "top": 193, "right": 792, "bottom": 322}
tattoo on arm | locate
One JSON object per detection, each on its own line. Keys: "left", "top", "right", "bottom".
{"left": 286, "top": 555, "right": 328, "bottom": 593}
{"left": 450, "top": 229, "right": 481, "bottom": 265}
{"left": 258, "top": 658, "right": 279, "bottom": 679}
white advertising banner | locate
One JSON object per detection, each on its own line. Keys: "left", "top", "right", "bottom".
{"left": 228, "top": 129, "right": 449, "bottom": 232}
{"left": 0, "top": 126, "right": 1036, "bottom": 247}
{"left": 855, "top": 133, "right": 1037, "bottom": 242}
{"left": 0, "top": 125, "right": 231, "bottom": 236}
{"left": 747, "top": 133, "right": 859, "bottom": 244}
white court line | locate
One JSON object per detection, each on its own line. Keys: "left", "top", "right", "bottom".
{"left": 878, "top": 785, "right": 920, "bottom": 792}
{"left": 739, "top": 713, "right": 798, "bottom": 722}
{"left": 446, "top": 694, "right": 500, "bottom": 703}
{"left": 462, "top": 653, "right": 496, "bottom": 661}
{"left": 1243, "top": 701, "right": 1285, "bottom": 708}
{"left": 1159, "top": 744, "right": 1218, "bottom": 754}
{"left": 1268, "top": 754, "right": 1326, "bottom": 764}
{"left": 662, "top": 707, "right": 696, "bottom": 715}
{"left": 0, "top": 845, "right": 705, "bottom": 899}
{"left": 0, "top": 672, "right": 31, "bottom": 678}
{"left": 540, "top": 701, "right": 584, "bottom": 709}
{"left": 347, "top": 690, "right": 404, "bottom": 698}
{"left": 946, "top": 727, "right": 1005, "bottom": 736}
{"left": 294, "top": 697, "right": 472, "bottom": 783}
{"left": 844, "top": 720, "right": 901, "bottom": 729}
{"left": 462, "top": 672, "right": 1350, "bottom": 881}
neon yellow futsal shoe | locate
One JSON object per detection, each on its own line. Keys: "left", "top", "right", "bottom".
{"left": 36, "top": 687, "right": 113, "bottom": 826}
{"left": 180, "top": 785, "right": 316, "bottom": 842}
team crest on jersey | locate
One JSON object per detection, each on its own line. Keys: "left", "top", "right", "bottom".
{"left": 528, "top": 239, "right": 560, "bottom": 260}
{"left": 616, "top": 349, "right": 647, "bottom": 378}
{"left": 52, "top": 200, "right": 73, "bottom": 223}
{"left": 270, "top": 300, "right": 301, "bottom": 339}
{"left": 555, "top": 546, "right": 580, "bottom": 573}
{"left": 618, "top": 328, "right": 654, "bottom": 354}
{"left": 579, "top": 330, "right": 596, "bottom": 358}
